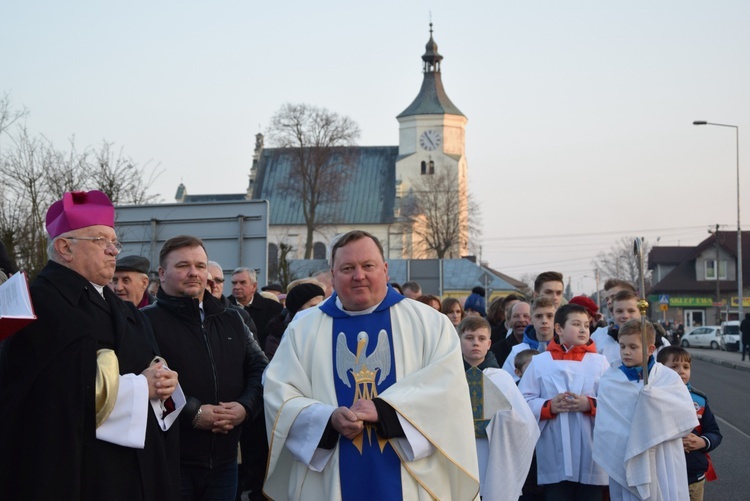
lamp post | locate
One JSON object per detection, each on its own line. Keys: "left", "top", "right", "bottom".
{"left": 693, "top": 121, "right": 742, "bottom": 323}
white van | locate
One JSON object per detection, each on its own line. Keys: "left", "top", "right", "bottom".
{"left": 721, "top": 321, "right": 741, "bottom": 351}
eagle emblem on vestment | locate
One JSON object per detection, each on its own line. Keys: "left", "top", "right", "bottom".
{"left": 335, "top": 330, "right": 392, "bottom": 453}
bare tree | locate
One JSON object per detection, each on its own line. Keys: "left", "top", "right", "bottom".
{"left": 517, "top": 272, "right": 536, "bottom": 298}
{"left": 0, "top": 93, "right": 27, "bottom": 137}
{"left": 276, "top": 242, "right": 296, "bottom": 289}
{"left": 0, "top": 127, "right": 58, "bottom": 275}
{"left": 45, "top": 137, "right": 90, "bottom": 199}
{"left": 267, "top": 103, "right": 360, "bottom": 259}
{"left": 400, "top": 166, "right": 481, "bottom": 259}
{"left": 87, "top": 141, "right": 162, "bottom": 205}
{"left": 0, "top": 98, "right": 162, "bottom": 277}
{"left": 592, "top": 236, "right": 652, "bottom": 288}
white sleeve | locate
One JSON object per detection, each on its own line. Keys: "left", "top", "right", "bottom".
{"left": 286, "top": 403, "right": 336, "bottom": 471}
{"left": 501, "top": 348, "right": 520, "bottom": 382}
{"left": 96, "top": 373, "right": 149, "bottom": 448}
{"left": 518, "top": 359, "right": 544, "bottom": 420}
{"left": 394, "top": 414, "right": 436, "bottom": 461}
{"left": 149, "top": 383, "right": 186, "bottom": 431}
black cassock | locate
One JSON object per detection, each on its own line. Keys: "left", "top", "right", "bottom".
{"left": 0, "top": 260, "right": 179, "bottom": 501}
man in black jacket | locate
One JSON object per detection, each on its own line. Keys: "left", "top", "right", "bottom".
{"left": 207, "top": 260, "right": 257, "bottom": 335}
{"left": 227, "top": 266, "right": 282, "bottom": 500}
{"left": 741, "top": 313, "right": 750, "bottom": 361}
{"left": 142, "top": 235, "right": 268, "bottom": 501}
{"left": 229, "top": 267, "right": 282, "bottom": 350}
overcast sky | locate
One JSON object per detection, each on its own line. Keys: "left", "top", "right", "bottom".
{"left": 3, "top": 1, "right": 749, "bottom": 294}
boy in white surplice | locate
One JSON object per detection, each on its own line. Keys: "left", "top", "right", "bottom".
{"left": 519, "top": 303, "right": 610, "bottom": 500}
{"left": 593, "top": 320, "right": 698, "bottom": 501}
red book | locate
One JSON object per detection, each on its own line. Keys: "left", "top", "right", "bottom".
{"left": 0, "top": 271, "right": 37, "bottom": 340}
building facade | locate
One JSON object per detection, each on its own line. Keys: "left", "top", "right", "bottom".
{"left": 175, "top": 25, "right": 469, "bottom": 262}
{"left": 648, "top": 230, "right": 750, "bottom": 327}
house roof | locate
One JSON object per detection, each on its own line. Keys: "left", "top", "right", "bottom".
{"left": 649, "top": 231, "right": 750, "bottom": 294}
{"left": 252, "top": 146, "right": 398, "bottom": 225}
{"left": 647, "top": 246, "right": 694, "bottom": 269}
{"left": 484, "top": 265, "right": 528, "bottom": 290}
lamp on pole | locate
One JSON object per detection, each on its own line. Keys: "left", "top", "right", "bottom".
{"left": 693, "top": 121, "right": 742, "bottom": 323}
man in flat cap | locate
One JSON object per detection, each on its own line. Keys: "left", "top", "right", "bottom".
{"left": 261, "top": 282, "right": 284, "bottom": 298}
{"left": 0, "top": 190, "right": 183, "bottom": 501}
{"left": 111, "top": 254, "right": 156, "bottom": 308}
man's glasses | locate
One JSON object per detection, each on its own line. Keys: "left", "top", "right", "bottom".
{"left": 207, "top": 276, "right": 224, "bottom": 288}
{"left": 65, "top": 236, "right": 123, "bottom": 252}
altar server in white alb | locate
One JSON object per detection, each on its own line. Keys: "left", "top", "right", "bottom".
{"left": 593, "top": 320, "right": 697, "bottom": 501}
{"left": 459, "top": 316, "right": 539, "bottom": 500}
{"left": 263, "top": 230, "right": 479, "bottom": 500}
{"left": 518, "top": 303, "right": 610, "bottom": 500}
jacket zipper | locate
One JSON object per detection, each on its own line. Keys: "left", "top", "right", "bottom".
{"left": 201, "top": 319, "right": 220, "bottom": 469}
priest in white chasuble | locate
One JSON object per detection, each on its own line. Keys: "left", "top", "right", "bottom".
{"left": 263, "top": 230, "right": 479, "bottom": 500}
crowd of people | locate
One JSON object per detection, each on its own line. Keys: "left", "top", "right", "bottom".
{"left": 0, "top": 189, "right": 724, "bottom": 501}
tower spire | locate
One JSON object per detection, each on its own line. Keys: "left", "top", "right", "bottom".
{"left": 397, "top": 23, "right": 463, "bottom": 118}
{"left": 422, "top": 23, "right": 443, "bottom": 73}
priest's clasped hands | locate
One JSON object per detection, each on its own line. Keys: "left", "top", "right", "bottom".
{"left": 331, "top": 399, "right": 379, "bottom": 439}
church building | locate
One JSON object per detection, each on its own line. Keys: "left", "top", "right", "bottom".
{"left": 175, "top": 25, "right": 469, "bottom": 262}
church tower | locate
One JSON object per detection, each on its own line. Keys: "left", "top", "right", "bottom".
{"left": 395, "top": 24, "right": 469, "bottom": 258}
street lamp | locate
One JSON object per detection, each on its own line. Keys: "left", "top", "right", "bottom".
{"left": 693, "top": 121, "right": 742, "bottom": 323}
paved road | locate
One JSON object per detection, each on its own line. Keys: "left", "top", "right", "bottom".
{"left": 688, "top": 355, "right": 750, "bottom": 499}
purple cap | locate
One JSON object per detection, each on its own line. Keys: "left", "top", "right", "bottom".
{"left": 46, "top": 190, "right": 115, "bottom": 238}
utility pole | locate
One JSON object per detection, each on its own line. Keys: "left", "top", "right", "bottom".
{"left": 713, "top": 225, "right": 721, "bottom": 324}
{"left": 595, "top": 268, "right": 601, "bottom": 310}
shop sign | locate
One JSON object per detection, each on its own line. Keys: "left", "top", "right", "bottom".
{"left": 668, "top": 297, "right": 713, "bottom": 307}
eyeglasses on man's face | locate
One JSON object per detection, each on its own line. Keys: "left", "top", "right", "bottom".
{"left": 65, "top": 236, "right": 123, "bottom": 252}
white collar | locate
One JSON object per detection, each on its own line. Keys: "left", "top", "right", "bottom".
{"left": 334, "top": 296, "right": 383, "bottom": 316}
{"left": 91, "top": 282, "right": 106, "bottom": 298}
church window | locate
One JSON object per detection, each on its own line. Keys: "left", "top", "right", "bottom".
{"left": 429, "top": 160, "right": 435, "bottom": 174}
{"left": 268, "top": 243, "right": 279, "bottom": 271}
{"left": 421, "top": 161, "right": 426, "bottom": 175}
{"left": 313, "top": 242, "right": 326, "bottom": 260}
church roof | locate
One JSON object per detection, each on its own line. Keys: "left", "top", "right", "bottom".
{"left": 252, "top": 146, "right": 398, "bottom": 225}
{"left": 181, "top": 193, "right": 246, "bottom": 203}
{"left": 397, "top": 72, "right": 465, "bottom": 118}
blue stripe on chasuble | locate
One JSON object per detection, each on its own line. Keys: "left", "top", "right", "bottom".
{"left": 322, "top": 287, "right": 404, "bottom": 500}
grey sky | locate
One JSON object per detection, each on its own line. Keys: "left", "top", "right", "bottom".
{"left": 3, "top": 1, "right": 749, "bottom": 293}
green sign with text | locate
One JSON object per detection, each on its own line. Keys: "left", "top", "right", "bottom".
{"left": 668, "top": 297, "right": 714, "bottom": 307}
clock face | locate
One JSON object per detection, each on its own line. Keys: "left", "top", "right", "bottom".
{"left": 419, "top": 129, "right": 442, "bottom": 151}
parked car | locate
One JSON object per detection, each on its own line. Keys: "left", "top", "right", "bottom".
{"left": 721, "top": 321, "right": 741, "bottom": 352}
{"left": 680, "top": 325, "right": 723, "bottom": 349}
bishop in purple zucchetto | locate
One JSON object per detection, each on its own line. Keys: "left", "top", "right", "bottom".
{"left": 45, "top": 190, "right": 115, "bottom": 238}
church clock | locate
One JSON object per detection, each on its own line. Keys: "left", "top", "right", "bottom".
{"left": 419, "top": 129, "right": 442, "bottom": 151}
